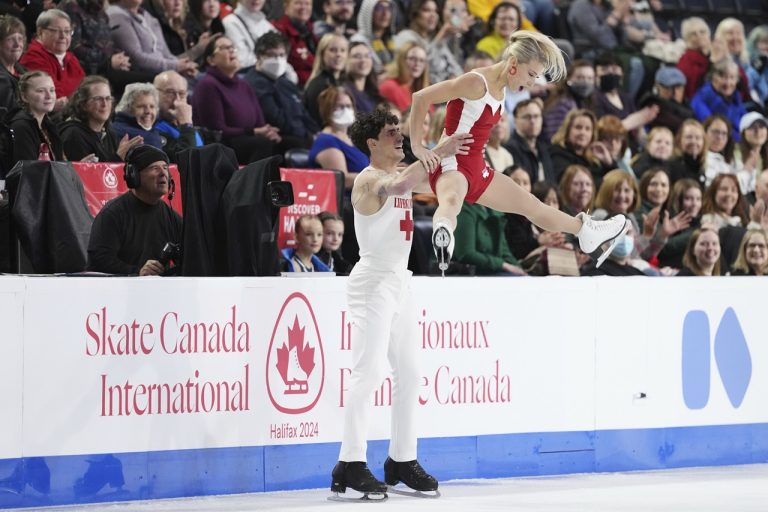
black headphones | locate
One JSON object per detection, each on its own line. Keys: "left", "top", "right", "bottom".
{"left": 123, "top": 144, "right": 141, "bottom": 189}
{"left": 122, "top": 145, "right": 176, "bottom": 200}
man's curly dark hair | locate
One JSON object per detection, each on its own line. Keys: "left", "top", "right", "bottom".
{"left": 349, "top": 106, "right": 399, "bottom": 157}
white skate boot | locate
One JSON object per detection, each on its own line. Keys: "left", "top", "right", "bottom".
{"left": 432, "top": 220, "right": 454, "bottom": 277}
{"left": 576, "top": 212, "right": 630, "bottom": 268}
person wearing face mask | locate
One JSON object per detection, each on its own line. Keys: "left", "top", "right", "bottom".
{"left": 245, "top": 31, "right": 318, "bottom": 149}
{"left": 223, "top": 0, "right": 276, "bottom": 69}
{"left": 192, "top": 34, "right": 281, "bottom": 165}
{"left": 589, "top": 52, "right": 658, "bottom": 139}
{"left": 542, "top": 60, "right": 595, "bottom": 141}
{"left": 309, "top": 86, "right": 370, "bottom": 190}
{"left": 593, "top": 169, "right": 689, "bottom": 271}
{"left": 580, "top": 229, "right": 646, "bottom": 276}
{"left": 272, "top": 0, "right": 317, "bottom": 87}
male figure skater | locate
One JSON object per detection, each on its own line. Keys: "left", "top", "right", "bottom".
{"left": 330, "top": 107, "right": 471, "bottom": 501}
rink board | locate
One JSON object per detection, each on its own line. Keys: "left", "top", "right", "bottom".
{"left": 0, "top": 276, "right": 766, "bottom": 508}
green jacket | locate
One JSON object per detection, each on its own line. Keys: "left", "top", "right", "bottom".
{"left": 454, "top": 202, "right": 518, "bottom": 274}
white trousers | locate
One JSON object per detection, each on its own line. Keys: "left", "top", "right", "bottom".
{"left": 338, "top": 267, "right": 420, "bottom": 462}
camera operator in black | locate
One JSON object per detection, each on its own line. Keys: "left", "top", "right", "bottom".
{"left": 87, "top": 145, "right": 182, "bottom": 275}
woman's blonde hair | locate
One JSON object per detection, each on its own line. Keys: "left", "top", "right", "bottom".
{"left": 732, "top": 228, "right": 768, "bottom": 275}
{"left": 385, "top": 42, "right": 429, "bottom": 91}
{"left": 714, "top": 17, "right": 749, "bottom": 65}
{"left": 427, "top": 106, "right": 446, "bottom": 146}
{"left": 631, "top": 126, "right": 673, "bottom": 166}
{"left": 674, "top": 118, "right": 708, "bottom": 168}
{"left": 501, "top": 30, "right": 566, "bottom": 83}
{"left": 593, "top": 169, "right": 641, "bottom": 214}
{"left": 551, "top": 109, "right": 599, "bottom": 163}
{"left": 308, "top": 33, "right": 349, "bottom": 83}
{"left": 17, "top": 70, "right": 52, "bottom": 110}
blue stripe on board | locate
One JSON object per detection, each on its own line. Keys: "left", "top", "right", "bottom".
{"left": 1, "top": 424, "right": 767, "bottom": 509}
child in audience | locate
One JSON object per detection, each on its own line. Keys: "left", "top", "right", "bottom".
{"left": 281, "top": 214, "right": 330, "bottom": 272}
{"left": 317, "top": 211, "right": 351, "bottom": 274}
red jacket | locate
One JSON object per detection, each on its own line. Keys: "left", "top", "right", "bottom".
{"left": 20, "top": 39, "right": 85, "bottom": 99}
{"left": 272, "top": 15, "right": 316, "bottom": 88}
{"left": 678, "top": 48, "right": 751, "bottom": 102}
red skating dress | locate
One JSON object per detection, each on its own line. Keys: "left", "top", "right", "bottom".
{"left": 428, "top": 71, "right": 504, "bottom": 203}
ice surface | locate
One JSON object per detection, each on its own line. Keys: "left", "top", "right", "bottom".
{"left": 18, "top": 464, "right": 768, "bottom": 512}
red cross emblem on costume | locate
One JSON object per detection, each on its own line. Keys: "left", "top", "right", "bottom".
{"left": 399, "top": 210, "right": 414, "bottom": 241}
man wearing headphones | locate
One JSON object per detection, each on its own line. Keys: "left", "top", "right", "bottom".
{"left": 87, "top": 145, "right": 182, "bottom": 275}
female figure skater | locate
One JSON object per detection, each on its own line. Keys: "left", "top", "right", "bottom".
{"left": 409, "top": 31, "right": 629, "bottom": 272}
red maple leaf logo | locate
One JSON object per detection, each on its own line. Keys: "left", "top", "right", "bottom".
{"left": 275, "top": 316, "right": 315, "bottom": 394}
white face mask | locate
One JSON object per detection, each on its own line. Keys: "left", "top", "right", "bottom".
{"left": 261, "top": 56, "right": 287, "bottom": 78}
{"left": 332, "top": 106, "right": 355, "bottom": 128}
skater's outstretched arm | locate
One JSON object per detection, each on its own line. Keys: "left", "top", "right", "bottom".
{"left": 352, "top": 132, "right": 473, "bottom": 215}
{"left": 410, "top": 72, "right": 488, "bottom": 172}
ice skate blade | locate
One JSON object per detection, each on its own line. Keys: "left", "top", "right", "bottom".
{"left": 328, "top": 490, "right": 388, "bottom": 502}
{"left": 594, "top": 220, "right": 630, "bottom": 268}
{"left": 387, "top": 485, "right": 441, "bottom": 499}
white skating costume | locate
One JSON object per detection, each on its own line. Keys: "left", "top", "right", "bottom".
{"left": 339, "top": 166, "right": 420, "bottom": 463}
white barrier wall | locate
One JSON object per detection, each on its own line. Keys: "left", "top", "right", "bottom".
{"left": 0, "top": 275, "right": 765, "bottom": 507}
{"left": 0, "top": 279, "right": 24, "bottom": 460}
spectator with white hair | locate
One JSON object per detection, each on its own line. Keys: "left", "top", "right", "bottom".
{"left": 677, "top": 16, "right": 725, "bottom": 101}
{"left": 111, "top": 82, "right": 164, "bottom": 149}
{"left": 691, "top": 59, "right": 747, "bottom": 141}
{"left": 713, "top": 17, "right": 752, "bottom": 102}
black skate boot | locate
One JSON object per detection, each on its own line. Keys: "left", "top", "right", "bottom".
{"left": 432, "top": 223, "right": 453, "bottom": 277}
{"left": 384, "top": 457, "right": 440, "bottom": 498}
{"left": 328, "top": 461, "right": 388, "bottom": 502}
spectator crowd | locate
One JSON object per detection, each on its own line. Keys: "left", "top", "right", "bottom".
{"left": 1, "top": 0, "right": 767, "bottom": 277}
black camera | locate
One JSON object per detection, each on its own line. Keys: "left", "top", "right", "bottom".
{"left": 268, "top": 180, "right": 294, "bottom": 208}
{"left": 158, "top": 242, "right": 181, "bottom": 266}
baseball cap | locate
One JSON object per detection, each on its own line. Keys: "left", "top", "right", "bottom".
{"left": 655, "top": 67, "right": 687, "bottom": 87}
{"left": 739, "top": 111, "right": 768, "bottom": 133}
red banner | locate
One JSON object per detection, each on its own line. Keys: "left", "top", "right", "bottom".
{"left": 278, "top": 168, "right": 338, "bottom": 249}
{"left": 72, "top": 162, "right": 182, "bottom": 217}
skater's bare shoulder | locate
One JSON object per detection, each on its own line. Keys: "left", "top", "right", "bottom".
{"left": 351, "top": 167, "right": 413, "bottom": 216}
{"left": 413, "top": 71, "right": 489, "bottom": 105}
